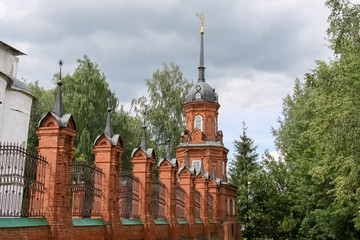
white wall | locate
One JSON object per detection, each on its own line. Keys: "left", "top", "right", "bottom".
{"left": 0, "top": 47, "right": 15, "bottom": 76}
{"left": 0, "top": 76, "right": 7, "bottom": 134}
{"left": 0, "top": 90, "right": 32, "bottom": 146}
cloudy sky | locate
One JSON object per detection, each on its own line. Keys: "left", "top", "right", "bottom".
{"left": 1, "top": 0, "right": 336, "bottom": 159}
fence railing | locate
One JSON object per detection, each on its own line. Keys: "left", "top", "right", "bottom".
{"left": 194, "top": 190, "right": 201, "bottom": 219}
{"left": 0, "top": 142, "right": 47, "bottom": 217}
{"left": 70, "top": 161, "right": 103, "bottom": 218}
{"left": 176, "top": 185, "right": 186, "bottom": 219}
{"left": 208, "top": 194, "right": 213, "bottom": 220}
{"left": 153, "top": 179, "right": 166, "bottom": 219}
{"left": 119, "top": 170, "right": 140, "bottom": 218}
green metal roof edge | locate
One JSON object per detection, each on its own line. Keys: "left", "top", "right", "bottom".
{"left": 209, "top": 219, "right": 215, "bottom": 224}
{"left": 121, "top": 218, "right": 143, "bottom": 225}
{"left": 177, "top": 219, "right": 188, "bottom": 225}
{"left": 154, "top": 219, "right": 169, "bottom": 225}
{"left": 196, "top": 219, "right": 204, "bottom": 224}
{"left": 72, "top": 218, "right": 106, "bottom": 226}
{"left": 0, "top": 218, "right": 48, "bottom": 228}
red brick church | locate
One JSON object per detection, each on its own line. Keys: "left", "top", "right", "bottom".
{"left": 0, "top": 15, "right": 240, "bottom": 240}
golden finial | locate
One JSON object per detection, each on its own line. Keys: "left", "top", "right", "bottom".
{"left": 196, "top": 13, "right": 204, "bottom": 34}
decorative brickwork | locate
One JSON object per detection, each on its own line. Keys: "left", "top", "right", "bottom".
{"left": 36, "top": 111, "right": 76, "bottom": 239}
{"left": 94, "top": 133, "right": 123, "bottom": 239}
{"left": 131, "top": 147, "right": 156, "bottom": 240}
{"left": 158, "top": 158, "right": 179, "bottom": 239}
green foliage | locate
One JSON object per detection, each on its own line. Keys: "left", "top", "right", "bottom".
{"left": 229, "top": 124, "right": 292, "bottom": 239}
{"left": 131, "top": 62, "right": 192, "bottom": 159}
{"left": 230, "top": 2, "right": 360, "bottom": 239}
{"left": 27, "top": 56, "right": 143, "bottom": 167}
{"left": 326, "top": 0, "right": 360, "bottom": 55}
{"left": 112, "top": 106, "right": 143, "bottom": 171}
{"left": 27, "top": 81, "right": 54, "bottom": 150}
{"left": 229, "top": 122, "right": 258, "bottom": 189}
{"left": 228, "top": 122, "right": 259, "bottom": 238}
{"left": 61, "top": 55, "right": 110, "bottom": 161}
{"left": 272, "top": 1, "right": 360, "bottom": 238}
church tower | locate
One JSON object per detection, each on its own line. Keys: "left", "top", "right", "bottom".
{"left": 176, "top": 14, "right": 229, "bottom": 182}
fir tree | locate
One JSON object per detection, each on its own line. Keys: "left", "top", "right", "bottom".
{"left": 229, "top": 122, "right": 259, "bottom": 238}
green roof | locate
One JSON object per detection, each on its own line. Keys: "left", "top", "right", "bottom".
{"left": 196, "top": 219, "right": 204, "bottom": 224}
{"left": 121, "top": 218, "right": 143, "bottom": 225}
{"left": 72, "top": 218, "right": 106, "bottom": 226}
{"left": 178, "top": 219, "right": 188, "bottom": 225}
{"left": 154, "top": 219, "right": 169, "bottom": 225}
{"left": 0, "top": 218, "right": 48, "bottom": 228}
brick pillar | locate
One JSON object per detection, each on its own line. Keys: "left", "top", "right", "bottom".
{"left": 208, "top": 180, "right": 219, "bottom": 223}
{"left": 131, "top": 148, "right": 156, "bottom": 240}
{"left": 36, "top": 112, "right": 76, "bottom": 239}
{"left": 158, "top": 159, "right": 179, "bottom": 239}
{"left": 178, "top": 167, "right": 196, "bottom": 238}
{"left": 94, "top": 134, "right": 123, "bottom": 239}
{"left": 218, "top": 185, "right": 227, "bottom": 220}
{"left": 195, "top": 174, "right": 209, "bottom": 238}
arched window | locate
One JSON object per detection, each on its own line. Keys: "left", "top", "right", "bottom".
{"left": 195, "top": 115, "right": 202, "bottom": 131}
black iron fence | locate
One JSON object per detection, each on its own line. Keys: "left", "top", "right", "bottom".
{"left": 176, "top": 185, "right": 186, "bottom": 219}
{"left": 194, "top": 190, "right": 201, "bottom": 219}
{"left": 0, "top": 142, "right": 47, "bottom": 217}
{"left": 119, "top": 170, "right": 140, "bottom": 218}
{"left": 153, "top": 179, "right": 166, "bottom": 219}
{"left": 70, "top": 161, "right": 103, "bottom": 218}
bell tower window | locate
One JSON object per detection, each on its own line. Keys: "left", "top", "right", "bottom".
{"left": 195, "top": 115, "right": 202, "bottom": 131}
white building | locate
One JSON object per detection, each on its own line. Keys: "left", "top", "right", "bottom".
{"left": 0, "top": 42, "right": 36, "bottom": 217}
{"left": 0, "top": 41, "right": 34, "bottom": 146}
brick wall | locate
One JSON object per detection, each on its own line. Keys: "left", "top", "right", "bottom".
{"left": 0, "top": 100, "right": 240, "bottom": 240}
{"left": 0, "top": 226, "right": 50, "bottom": 240}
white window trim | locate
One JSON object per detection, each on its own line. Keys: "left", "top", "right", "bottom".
{"left": 192, "top": 160, "right": 201, "bottom": 174}
{"left": 195, "top": 115, "right": 202, "bottom": 131}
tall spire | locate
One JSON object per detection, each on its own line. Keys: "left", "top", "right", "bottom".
{"left": 140, "top": 112, "right": 147, "bottom": 150}
{"left": 196, "top": 13, "right": 205, "bottom": 82}
{"left": 166, "top": 138, "right": 171, "bottom": 160}
{"left": 104, "top": 90, "right": 113, "bottom": 138}
{"left": 51, "top": 60, "right": 65, "bottom": 117}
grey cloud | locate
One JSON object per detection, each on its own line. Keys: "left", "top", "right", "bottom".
{"left": 1, "top": 0, "right": 333, "bottom": 155}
